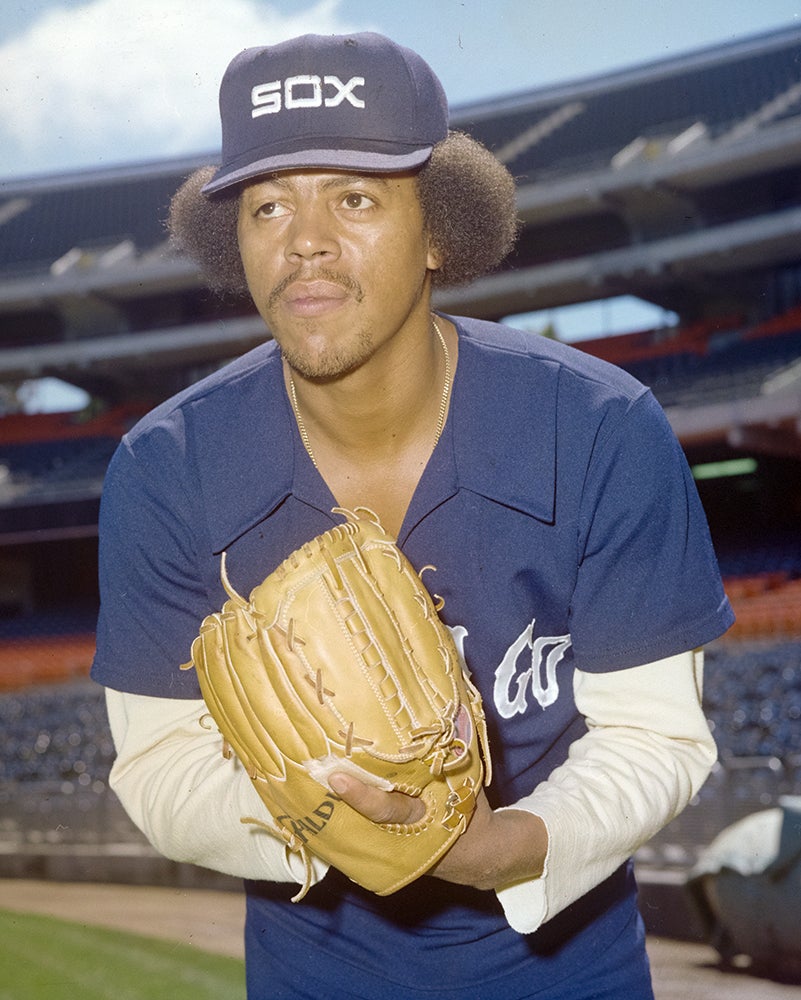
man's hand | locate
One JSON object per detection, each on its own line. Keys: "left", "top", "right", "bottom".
{"left": 328, "top": 772, "right": 548, "bottom": 892}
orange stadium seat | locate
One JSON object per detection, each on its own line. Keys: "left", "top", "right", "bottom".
{"left": 0, "top": 634, "right": 96, "bottom": 690}
{"left": 723, "top": 575, "right": 801, "bottom": 641}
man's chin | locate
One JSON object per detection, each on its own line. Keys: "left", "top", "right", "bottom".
{"left": 280, "top": 348, "right": 370, "bottom": 384}
{"left": 279, "top": 331, "right": 374, "bottom": 383}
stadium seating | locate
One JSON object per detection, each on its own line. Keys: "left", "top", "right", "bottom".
{"left": 704, "top": 642, "right": 801, "bottom": 759}
{"left": 0, "top": 634, "right": 95, "bottom": 691}
{"left": 577, "top": 314, "right": 801, "bottom": 409}
{"left": 723, "top": 577, "right": 801, "bottom": 640}
{"left": 2, "top": 638, "right": 798, "bottom": 866}
{"left": 1, "top": 308, "right": 799, "bottom": 875}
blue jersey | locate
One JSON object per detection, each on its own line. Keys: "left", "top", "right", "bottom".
{"left": 93, "top": 316, "right": 733, "bottom": 998}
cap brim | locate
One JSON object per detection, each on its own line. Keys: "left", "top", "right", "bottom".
{"left": 200, "top": 145, "right": 433, "bottom": 196}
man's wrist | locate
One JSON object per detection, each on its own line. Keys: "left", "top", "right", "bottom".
{"left": 491, "top": 808, "right": 548, "bottom": 889}
{"left": 433, "top": 804, "right": 548, "bottom": 892}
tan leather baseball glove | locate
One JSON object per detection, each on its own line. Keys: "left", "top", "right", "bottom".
{"left": 182, "top": 507, "right": 491, "bottom": 900}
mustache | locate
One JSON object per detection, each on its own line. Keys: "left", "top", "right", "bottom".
{"left": 267, "top": 268, "right": 364, "bottom": 309}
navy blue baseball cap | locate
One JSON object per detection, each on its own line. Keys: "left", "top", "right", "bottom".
{"left": 201, "top": 32, "right": 449, "bottom": 196}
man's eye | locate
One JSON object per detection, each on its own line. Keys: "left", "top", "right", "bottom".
{"left": 342, "top": 192, "right": 374, "bottom": 210}
{"left": 256, "top": 201, "right": 287, "bottom": 218}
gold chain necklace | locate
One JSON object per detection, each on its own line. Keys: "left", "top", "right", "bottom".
{"left": 288, "top": 316, "right": 452, "bottom": 470}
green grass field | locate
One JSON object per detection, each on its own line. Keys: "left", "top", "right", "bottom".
{"left": 0, "top": 908, "right": 246, "bottom": 1000}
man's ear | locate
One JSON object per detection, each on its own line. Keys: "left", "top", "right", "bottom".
{"left": 426, "top": 241, "right": 444, "bottom": 273}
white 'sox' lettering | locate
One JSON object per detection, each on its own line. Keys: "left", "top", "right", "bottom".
{"left": 252, "top": 75, "right": 366, "bottom": 118}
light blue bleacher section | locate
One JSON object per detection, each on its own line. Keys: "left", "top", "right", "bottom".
{"left": 705, "top": 642, "right": 801, "bottom": 759}
{"left": 641, "top": 639, "right": 801, "bottom": 871}
{"left": 2, "top": 640, "right": 799, "bottom": 869}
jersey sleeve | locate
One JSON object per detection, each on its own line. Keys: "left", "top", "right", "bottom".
{"left": 567, "top": 389, "right": 733, "bottom": 671}
{"left": 91, "top": 424, "right": 210, "bottom": 698}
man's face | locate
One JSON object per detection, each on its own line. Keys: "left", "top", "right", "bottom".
{"left": 237, "top": 170, "right": 440, "bottom": 380}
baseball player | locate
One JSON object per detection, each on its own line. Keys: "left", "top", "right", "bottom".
{"left": 92, "top": 33, "right": 734, "bottom": 999}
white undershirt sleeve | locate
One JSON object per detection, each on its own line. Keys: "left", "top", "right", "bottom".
{"left": 495, "top": 648, "right": 717, "bottom": 934}
{"left": 105, "top": 687, "right": 330, "bottom": 890}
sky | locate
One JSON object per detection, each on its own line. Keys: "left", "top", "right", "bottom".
{"left": 2, "top": 0, "right": 800, "bottom": 410}
{"left": 2, "top": 0, "right": 799, "bottom": 181}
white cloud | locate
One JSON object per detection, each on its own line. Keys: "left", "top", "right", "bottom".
{"left": 0, "top": 0, "right": 365, "bottom": 177}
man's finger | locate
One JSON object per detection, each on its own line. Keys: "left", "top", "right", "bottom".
{"left": 329, "top": 772, "right": 425, "bottom": 825}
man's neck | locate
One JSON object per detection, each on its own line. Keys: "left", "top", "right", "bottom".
{"left": 284, "top": 315, "right": 457, "bottom": 535}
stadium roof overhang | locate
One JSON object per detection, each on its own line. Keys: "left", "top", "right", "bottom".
{"left": 511, "top": 115, "right": 801, "bottom": 227}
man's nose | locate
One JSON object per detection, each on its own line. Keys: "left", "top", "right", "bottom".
{"left": 284, "top": 205, "right": 341, "bottom": 263}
